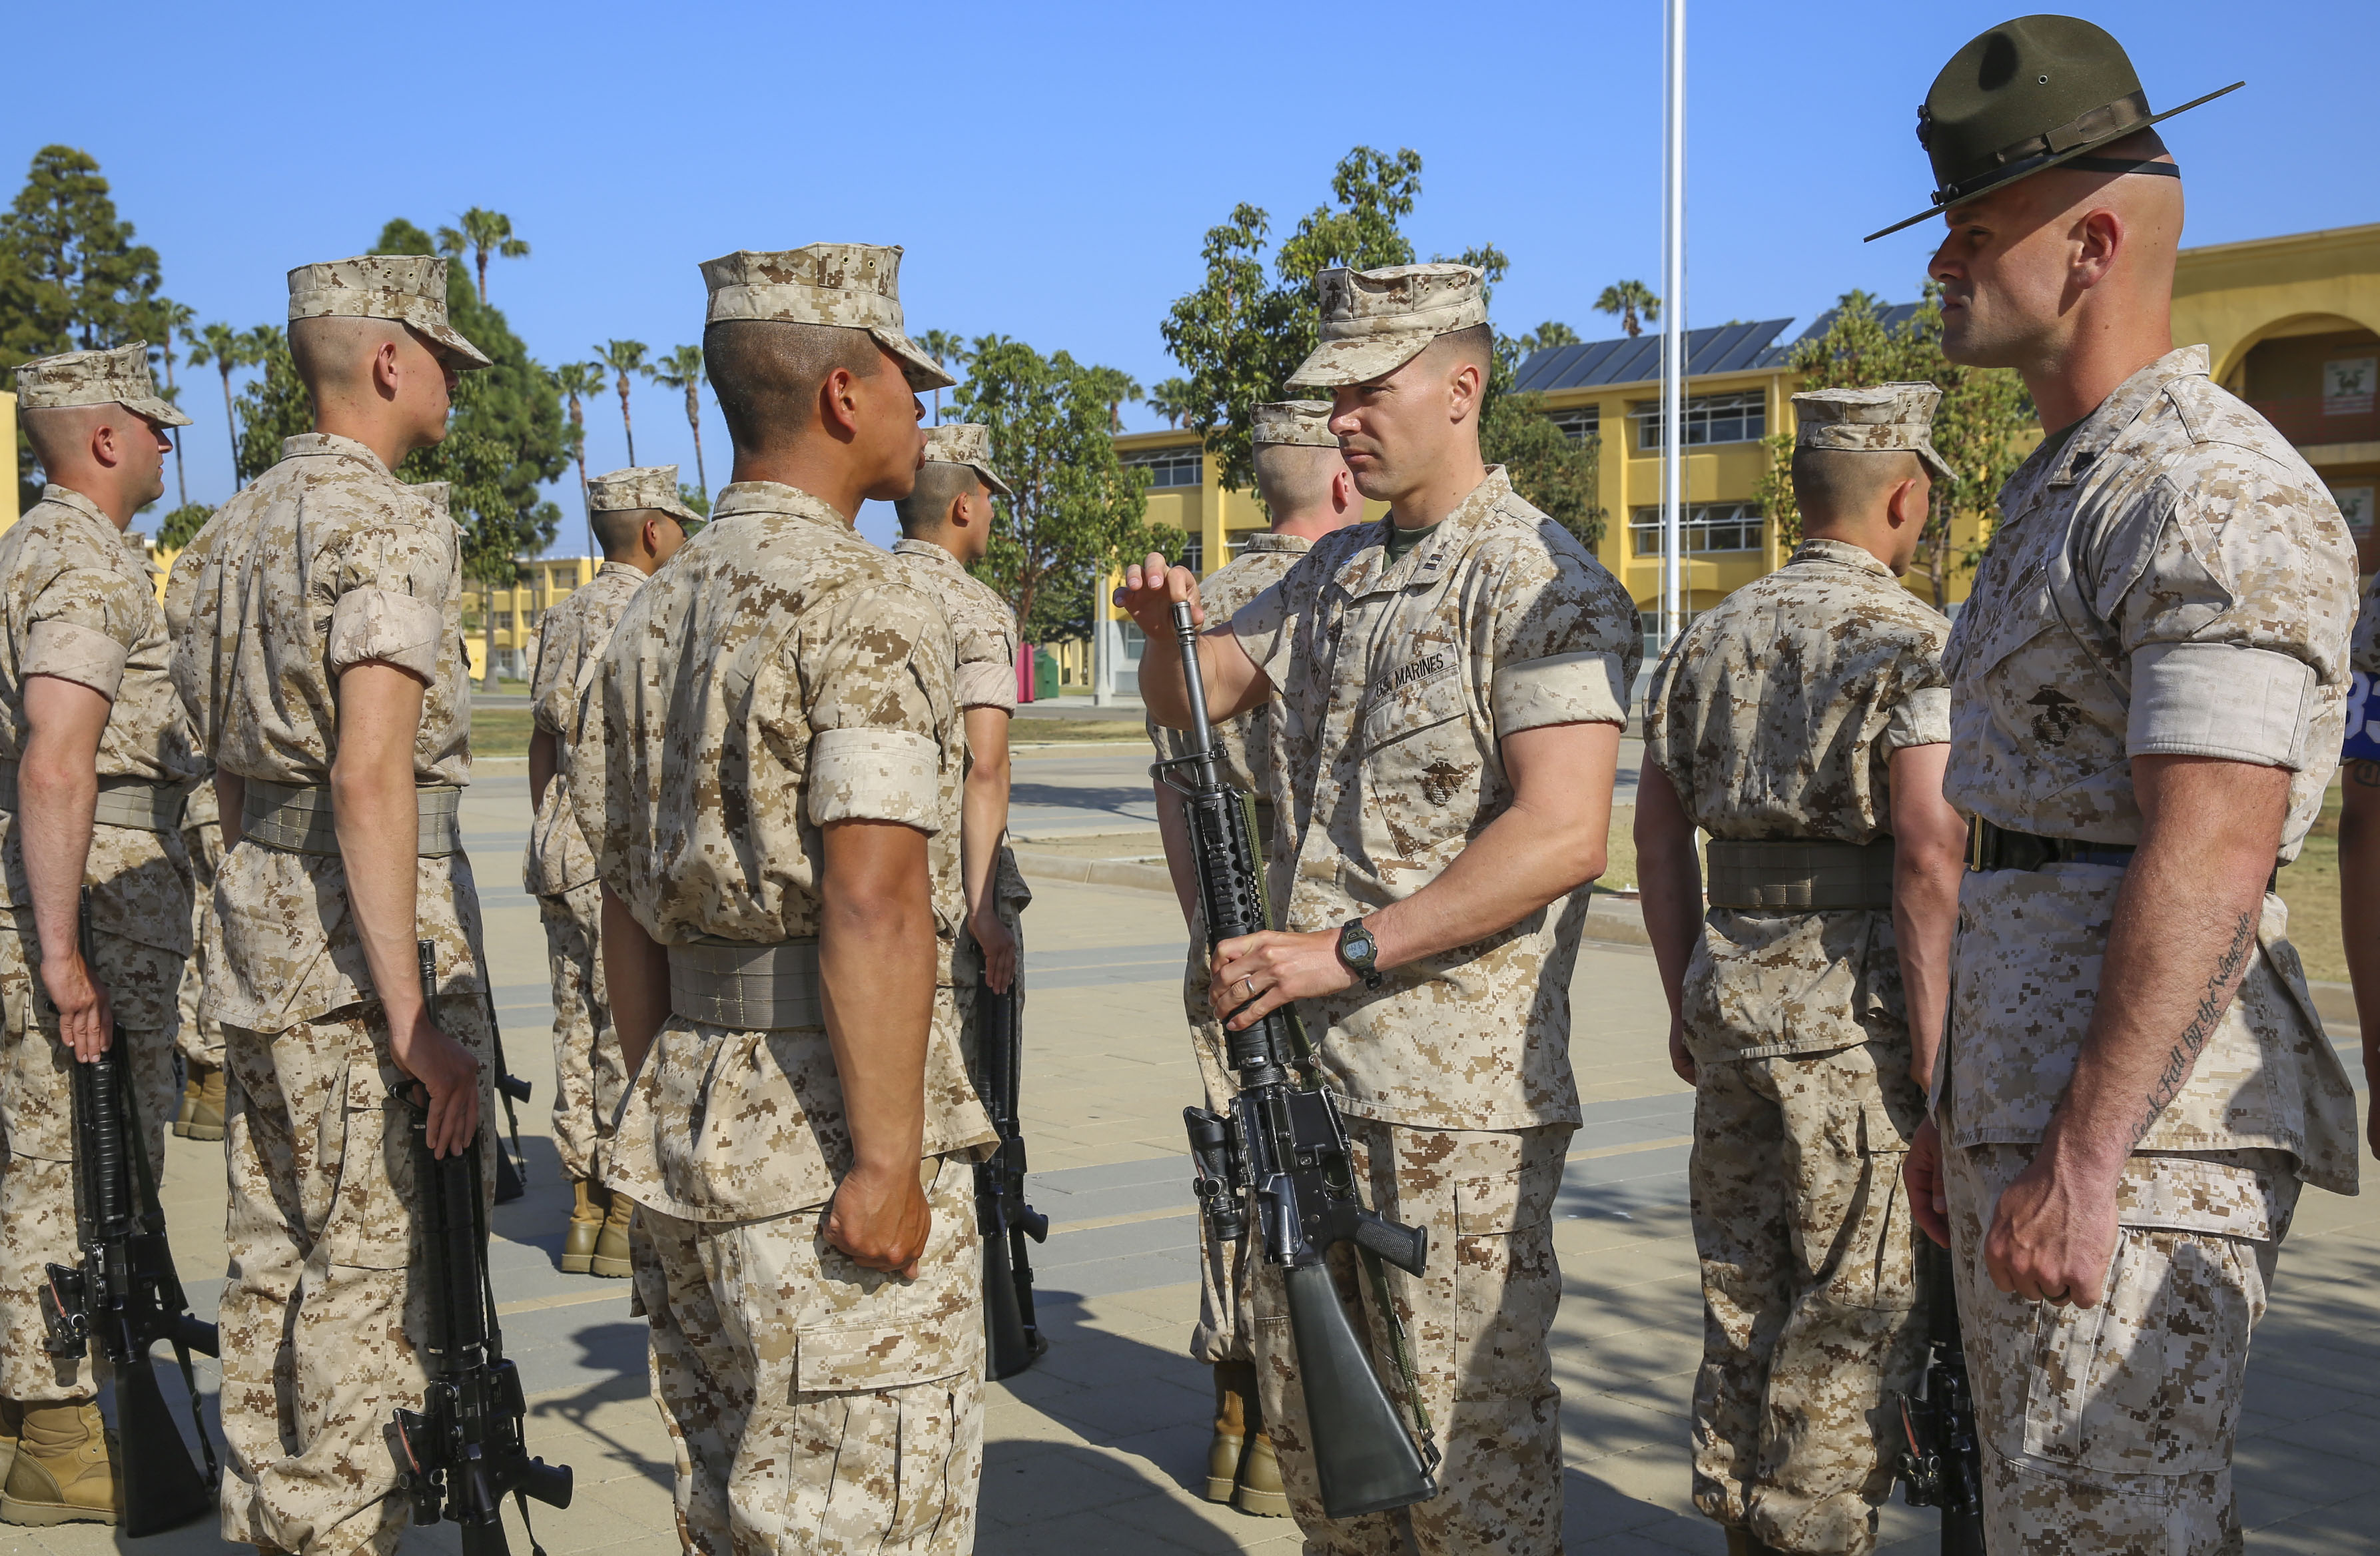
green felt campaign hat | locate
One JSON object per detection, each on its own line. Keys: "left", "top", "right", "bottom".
{"left": 1866, "top": 15, "right": 2241, "bottom": 242}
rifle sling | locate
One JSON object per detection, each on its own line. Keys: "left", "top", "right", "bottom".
{"left": 1359, "top": 1245, "right": 1439, "bottom": 1473}
{"left": 115, "top": 1044, "right": 221, "bottom": 1489}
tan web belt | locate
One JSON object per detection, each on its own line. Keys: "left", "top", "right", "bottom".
{"left": 668, "top": 935, "right": 823, "bottom": 1030}
{"left": 1704, "top": 837, "right": 1896, "bottom": 911}
{"left": 0, "top": 760, "right": 185, "bottom": 833}
{"left": 240, "top": 778, "right": 463, "bottom": 857}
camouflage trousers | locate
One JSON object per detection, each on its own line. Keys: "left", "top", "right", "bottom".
{"left": 175, "top": 815, "right": 225, "bottom": 1070}
{"left": 216, "top": 996, "right": 497, "bottom": 1556}
{"left": 1184, "top": 951, "right": 1253, "bottom": 1364}
{"left": 1688, "top": 1040, "right": 1928, "bottom": 1555}
{"left": 0, "top": 919, "right": 181, "bottom": 1402}
{"left": 539, "top": 881, "right": 619, "bottom": 1184}
{"left": 1940, "top": 1128, "right": 2299, "bottom": 1556}
{"left": 631, "top": 1155, "right": 987, "bottom": 1556}
{"left": 1249, "top": 1120, "right": 1569, "bottom": 1556}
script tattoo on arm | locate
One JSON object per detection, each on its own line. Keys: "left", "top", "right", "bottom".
{"left": 2134, "top": 908, "right": 2259, "bottom": 1146}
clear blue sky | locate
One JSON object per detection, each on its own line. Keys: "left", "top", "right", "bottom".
{"left": 6, "top": 0, "right": 2371, "bottom": 550}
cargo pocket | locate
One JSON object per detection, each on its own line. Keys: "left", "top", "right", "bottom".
{"left": 1805, "top": 1050, "right": 1917, "bottom": 1312}
{"left": 795, "top": 1322, "right": 973, "bottom": 1545}
{"left": 322, "top": 1019, "right": 418, "bottom": 1272}
{"left": 1449, "top": 1130, "right": 1562, "bottom": 1401}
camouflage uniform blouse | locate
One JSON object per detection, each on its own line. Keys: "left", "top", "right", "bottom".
{"left": 0, "top": 486, "right": 200, "bottom": 967}
{"left": 1942, "top": 346, "right": 2359, "bottom": 1192}
{"left": 171, "top": 434, "right": 486, "bottom": 1030}
{"left": 524, "top": 561, "right": 643, "bottom": 899}
{"left": 570, "top": 482, "right": 992, "bottom": 1220}
{"left": 1230, "top": 468, "right": 1641, "bottom": 1132}
{"left": 1644, "top": 538, "right": 1950, "bottom": 1062}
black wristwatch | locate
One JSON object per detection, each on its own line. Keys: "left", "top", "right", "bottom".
{"left": 1337, "top": 919, "right": 1383, "bottom": 989}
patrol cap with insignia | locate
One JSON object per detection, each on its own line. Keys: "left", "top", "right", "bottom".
{"left": 13, "top": 343, "right": 191, "bottom": 427}
{"left": 699, "top": 244, "right": 953, "bottom": 394}
{"left": 920, "top": 424, "right": 1012, "bottom": 500}
{"left": 1867, "top": 14, "right": 2239, "bottom": 241}
{"left": 1286, "top": 264, "right": 1489, "bottom": 387}
{"left": 1792, "top": 383, "right": 1954, "bottom": 484}
{"left": 286, "top": 255, "right": 494, "bottom": 369}
{"left": 586, "top": 464, "right": 705, "bottom": 527}
{"left": 1253, "top": 400, "right": 1336, "bottom": 448}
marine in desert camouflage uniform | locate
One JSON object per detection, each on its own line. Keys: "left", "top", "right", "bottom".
{"left": 160, "top": 540, "right": 227, "bottom": 1144}
{"left": 2333, "top": 570, "right": 2380, "bottom": 1154}
{"left": 1637, "top": 385, "right": 1970, "bottom": 1556}
{"left": 1884, "top": 20, "right": 2362, "bottom": 1555}
{"left": 1144, "top": 398, "right": 1360, "bottom": 1519}
{"left": 1122, "top": 264, "right": 1640, "bottom": 1556}
{"left": 570, "top": 244, "right": 995, "bottom": 1556}
{"left": 0, "top": 344, "right": 200, "bottom": 1525}
{"left": 523, "top": 464, "right": 695, "bottom": 1277}
{"left": 173, "top": 255, "right": 500, "bottom": 1556}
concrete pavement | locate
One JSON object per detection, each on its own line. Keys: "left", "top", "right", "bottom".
{"left": 3, "top": 761, "right": 2375, "bottom": 1555}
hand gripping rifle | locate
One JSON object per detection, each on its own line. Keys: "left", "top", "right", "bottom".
{"left": 974, "top": 965, "right": 1048, "bottom": 1379}
{"left": 393, "top": 942, "right": 572, "bottom": 1556}
{"left": 1155, "top": 601, "right": 1439, "bottom": 1520}
{"left": 1896, "top": 1237, "right": 1986, "bottom": 1555}
{"left": 39, "top": 891, "right": 220, "bottom": 1537}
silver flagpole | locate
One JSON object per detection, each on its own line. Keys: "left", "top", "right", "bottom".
{"left": 1660, "top": 0, "right": 1687, "bottom": 649}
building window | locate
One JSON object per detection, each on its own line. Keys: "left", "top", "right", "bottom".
{"left": 1178, "top": 536, "right": 1204, "bottom": 576}
{"left": 1546, "top": 405, "right": 1600, "bottom": 444}
{"left": 1629, "top": 502, "right": 1764, "bottom": 557}
{"left": 1120, "top": 445, "right": 1204, "bottom": 488}
{"left": 1630, "top": 390, "right": 1766, "bottom": 450}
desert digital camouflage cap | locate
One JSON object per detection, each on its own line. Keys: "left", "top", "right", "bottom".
{"left": 286, "top": 255, "right": 494, "bottom": 370}
{"left": 409, "top": 480, "right": 452, "bottom": 523}
{"left": 1792, "top": 383, "right": 1954, "bottom": 484}
{"left": 1286, "top": 264, "right": 1489, "bottom": 387}
{"left": 699, "top": 244, "right": 953, "bottom": 393}
{"left": 586, "top": 464, "right": 705, "bottom": 525}
{"left": 919, "top": 423, "right": 1013, "bottom": 500}
{"left": 1253, "top": 400, "right": 1336, "bottom": 448}
{"left": 13, "top": 343, "right": 191, "bottom": 427}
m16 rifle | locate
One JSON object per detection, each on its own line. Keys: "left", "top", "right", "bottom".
{"left": 392, "top": 942, "right": 572, "bottom": 1556}
{"left": 1897, "top": 1238, "right": 1986, "bottom": 1555}
{"left": 975, "top": 971, "right": 1048, "bottom": 1379}
{"left": 1156, "top": 600, "right": 1439, "bottom": 1521}
{"left": 39, "top": 894, "right": 220, "bottom": 1537}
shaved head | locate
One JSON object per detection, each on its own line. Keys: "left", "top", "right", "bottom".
{"left": 1419, "top": 324, "right": 1495, "bottom": 378}
{"left": 290, "top": 315, "right": 414, "bottom": 394}
{"left": 21, "top": 400, "right": 171, "bottom": 520}
{"left": 704, "top": 319, "right": 885, "bottom": 456}
{"left": 19, "top": 404, "right": 117, "bottom": 472}
{"left": 1253, "top": 442, "right": 1345, "bottom": 520}
{"left": 893, "top": 462, "right": 984, "bottom": 538}
{"left": 1792, "top": 448, "right": 1923, "bottom": 531}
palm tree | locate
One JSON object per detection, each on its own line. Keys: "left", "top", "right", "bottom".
{"left": 1517, "top": 321, "right": 1581, "bottom": 356}
{"left": 435, "top": 208, "right": 531, "bottom": 304}
{"left": 548, "top": 360, "right": 608, "bottom": 552}
{"left": 1086, "top": 367, "right": 1142, "bottom": 432}
{"left": 187, "top": 322, "right": 264, "bottom": 480}
{"left": 595, "top": 340, "right": 649, "bottom": 464}
{"left": 151, "top": 300, "right": 195, "bottom": 507}
{"left": 1594, "top": 281, "right": 1662, "bottom": 339}
{"left": 645, "top": 346, "right": 709, "bottom": 497}
{"left": 916, "top": 330, "right": 971, "bottom": 422}
{"left": 1148, "top": 377, "right": 1196, "bottom": 430}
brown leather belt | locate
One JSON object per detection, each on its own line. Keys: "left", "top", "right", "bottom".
{"left": 1967, "top": 818, "right": 2136, "bottom": 873}
{"left": 1705, "top": 837, "right": 1896, "bottom": 911}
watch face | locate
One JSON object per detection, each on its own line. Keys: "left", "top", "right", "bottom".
{"left": 1346, "top": 927, "right": 1376, "bottom": 963}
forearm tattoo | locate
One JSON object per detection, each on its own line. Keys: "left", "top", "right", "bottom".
{"left": 2135, "top": 909, "right": 2258, "bottom": 1144}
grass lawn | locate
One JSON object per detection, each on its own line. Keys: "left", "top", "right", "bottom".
{"left": 470, "top": 707, "right": 537, "bottom": 759}
{"left": 1012, "top": 720, "right": 1152, "bottom": 744}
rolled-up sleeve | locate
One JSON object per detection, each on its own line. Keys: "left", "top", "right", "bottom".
{"left": 1230, "top": 579, "right": 1299, "bottom": 691}
{"left": 25, "top": 619, "right": 128, "bottom": 701}
{"left": 2130, "top": 641, "right": 2315, "bottom": 768}
{"left": 24, "top": 557, "right": 145, "bottom": 701}
{"left": 801, "top": 580, "right": 955, "bottom": 834}
{"left": 1884, "top": 685, "right": 1952, "bottom": 749}
{"left": 1491, "top": 649, "right": 1630, "bottom": 735}
{"left": 328, "top": 588, "right": 443, "bottom": 679}
{"left": 807, "top": 728, "right": 943, "bottom": 828}
{"left": 326, "top": 502, "right": 458, "bottom": 681}
{"left": 1482, "top": 540, "right": 1643, "bottom": 738}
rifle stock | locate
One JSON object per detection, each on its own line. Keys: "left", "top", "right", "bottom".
{"left": 974, "top": 972, "right": 1048, "bottom": 1379}
{"left": 1158, "top": 602, "right": 1437, "bottom": 1521}
{"left": 37, "top": 891, "right": 220, "bottom": 1537}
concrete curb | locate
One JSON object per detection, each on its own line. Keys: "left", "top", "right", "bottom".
{"left": 1011, "top": 847, "right": 1175, "bottom": 895}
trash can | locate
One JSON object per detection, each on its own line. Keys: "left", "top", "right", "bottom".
{"left": 1034, "top": 647, "right": 1060, "bottom": 701}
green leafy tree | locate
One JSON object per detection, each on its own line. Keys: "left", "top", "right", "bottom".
{"left": 434, "top": 208, "right": 531, "bottom": 304}
{"left": 1148, "top": 376, "right": 1195, "bottom": 428}
{"left": 677, "top": 482, "right": 710, "bottom": 519}
{"left": 1594, "top": 280, "right": 1661, "bottom": 338}
{"left": 595, "top": 339, "right": 649, "bottom": 464}
{"left": 0, "top": 146, "right": 171, "bottom": 506}
{"left": 158, "top": 502, "right": 212, "bottom": 551}
{"left": 229, "top": 326, "right": 310, "bottom": 483}
{"left": 645, "top": 345, "right": 709, "bottom": 497}
{"left": 953, "top": 336, "right": 1164, "bottom": 641}
{"left": 1512, "top": 321, "right": 1581, "bottom": 358}
{"left": 915, "top": 330, "right": 971, "bottom": 423}
{"left": 1753, "top": 288, "right": 2032, "bottom": 606}
{"left": 189, "top": 322, "right": 270, "bottom": 478}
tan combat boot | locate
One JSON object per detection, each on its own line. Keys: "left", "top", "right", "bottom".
{"left": 0, "top": 1399, "right": 21, "bottom": 1493}
{"left": 1231, "top": 1367, "right": 1289, "bottom": 1519}
{"left": 1, "top": 1399, "right": 119, "bottom": 1525}
{"left": 1204, "top": 1363, "right": 1250, "bottom": 1503}
{"left": 561, "top": 1178, "right": 605, "bottom": 1275}
{"left": 590, "top": 1186, "right": 634, "bottom": 1279}
{"left": 172, "top": 1065, "right": 202, "bottom": 1136}
{"left": 183, "top": 1063, "right": 226, "bottom": 1143}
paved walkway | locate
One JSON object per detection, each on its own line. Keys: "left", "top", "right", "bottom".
{"left": 3, "top": 769, "right": 2374, "bottom": 1555}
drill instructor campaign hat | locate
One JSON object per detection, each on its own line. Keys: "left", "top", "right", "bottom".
{"left": 13, "top": 343, "right": 191, "bottom": 427}
{"left": 699, "top": 244, "right": 955, "bottom": 394}
{"left": 919, "top": 424, "right": 1013, "bottom": 500}
{"left": 1865, "top": 15, "right": 2240, "bottom": 242}
{"left": 1286, "top": 264, "right": 1488, "bottom": 387}
{"left": 1792, "top": 383, "right": 1954, "bottom": 485}
{"left": 1252, "top": 400, "right": 1336, "bottom": 448}
{"left": 286, "top": 255, "right": 494, "bottom": 369}
{"left": 586, "top": 465, "right": 705, "bottom": 528}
